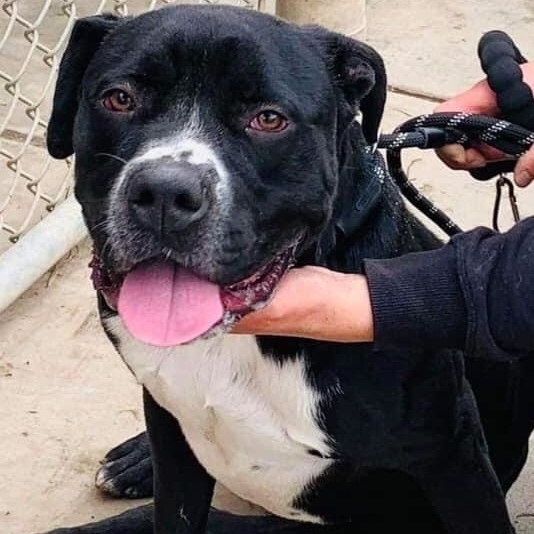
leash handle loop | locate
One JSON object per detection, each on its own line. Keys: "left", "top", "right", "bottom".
{"left": 478, "top": 31, "right": 534, "bottom": 130}
{"left": 473, "top": 31, "right": 534, "bottom": 180}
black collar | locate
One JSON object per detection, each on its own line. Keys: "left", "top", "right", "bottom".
{"left": 335, "top": 147, "right": 385, "bottom": 240}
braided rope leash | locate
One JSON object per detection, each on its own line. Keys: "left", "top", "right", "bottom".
{"left": 376, "top": 112, "right": 534, "bottom": 236}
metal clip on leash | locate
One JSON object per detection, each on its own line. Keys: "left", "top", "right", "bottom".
{"left": 493, "top": 174, "right": 521, "bottom": 232}
{"left": 376, "top": 31, "right": 534, "bottom": 237}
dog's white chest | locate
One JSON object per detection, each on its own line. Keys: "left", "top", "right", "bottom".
{"left": 105, "top": 316, "right": 332, "bottom": 522}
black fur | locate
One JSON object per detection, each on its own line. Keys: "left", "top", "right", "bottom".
{"left": 42, "top": 5, "right": 531, "bottom": 534}
{"left": 95, "top": 432, "right": 153, "bottom": 498}
{"left": 47, "top": 13, "right": 124, "bottom": 159}
{"left": 144, "top": 390, "right": 214, "bottom": 534}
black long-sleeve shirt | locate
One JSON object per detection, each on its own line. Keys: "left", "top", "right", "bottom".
{"left": 364, "top": 217, "right": 534, "bottom": 360}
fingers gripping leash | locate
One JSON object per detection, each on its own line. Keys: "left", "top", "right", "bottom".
{"left": 377, "top": 112, "right": 534, "bottom": 235}
{"left": 376, "top": 31, "right": 534, "bottom": 236}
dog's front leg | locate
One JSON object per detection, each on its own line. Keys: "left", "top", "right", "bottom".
{"left": 144, "top": 389, "right": 214, "bottom": 534}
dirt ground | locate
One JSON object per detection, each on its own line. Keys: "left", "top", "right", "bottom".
{"left": 2, "top": 1, "right": 534, "bottom": 533}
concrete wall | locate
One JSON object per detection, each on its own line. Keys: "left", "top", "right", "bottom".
{"left": 277, "top": 0, "right": 367, "bottom": 39}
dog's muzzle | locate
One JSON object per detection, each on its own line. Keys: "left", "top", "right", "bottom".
{"left": 90, "top": 238, "right": 301, "bottom": 347}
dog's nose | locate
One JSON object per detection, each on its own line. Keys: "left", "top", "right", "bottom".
{"left": 127, "top": 159, "right": 210, "bottom": 234}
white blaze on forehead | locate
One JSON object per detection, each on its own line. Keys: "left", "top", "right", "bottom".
{"left": 137, "top": 138, "right": 224, "bottom": 168}
{"left": 110, "top": 107, "right": 232, "bottom": 213}
{"left": 131, "top": 137, "right": 231, "bottom": 206}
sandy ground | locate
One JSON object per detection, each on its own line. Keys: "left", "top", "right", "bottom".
{"left": 2, "top": 1, "right": 534, "bottom": 533}
{"left": 0, "top": 240, "right": 147, "bottom": 533}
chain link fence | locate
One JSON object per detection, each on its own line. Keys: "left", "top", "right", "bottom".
{"left": 0, "top": 0, "right": 274, "bottom": 255}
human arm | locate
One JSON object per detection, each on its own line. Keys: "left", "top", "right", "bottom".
{"left": 233, "top": 266, "right": 375, "bottom": 342}
{"left": 366, "top": 217, "right": 534, "bottom": 358}
{"left": 235, "top": 218, "right": 534, "bottom": 359}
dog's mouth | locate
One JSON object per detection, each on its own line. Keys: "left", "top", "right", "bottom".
{"left": 90, "top": 241, "right": 300, "bottom": 347}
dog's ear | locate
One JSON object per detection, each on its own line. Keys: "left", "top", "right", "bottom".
{"left": 47, "top": 14, "right": 124, "bottom": 159}
{"left": 305, "top": 27, "right": 387, "bottom": 144}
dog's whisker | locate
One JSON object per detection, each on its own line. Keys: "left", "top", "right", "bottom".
{"left": 163, "top": 248, "right": 173, "bottom": 261}
{"left": 78, "top": 200, "right": 113, "bottom": 204}
{"left": 95, "top": 152, "right": 127, "bottom": 165}
{"left": 99, "top": 237, "right": 114, "bottom": 264}
{"left": 90, "top": 219, "right": 109, "bottom": 233}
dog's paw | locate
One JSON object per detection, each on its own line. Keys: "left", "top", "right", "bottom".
{"left": 95, "top": 432, "right": 153, "bottom": 499}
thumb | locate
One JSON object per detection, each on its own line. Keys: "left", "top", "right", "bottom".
{"left": 514, "top": 145, "right": 534, "bottom": 187}
{"left": 436, "top": 144, "right": 488, "bottom": 170}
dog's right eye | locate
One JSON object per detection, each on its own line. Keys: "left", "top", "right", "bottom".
{"left": 249, "top": 110, "right": 288, "bottom": 133}
{"left": 102, "top": 89, "right": 135, "bottom": 113}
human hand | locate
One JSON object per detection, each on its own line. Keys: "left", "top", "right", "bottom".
{"left": 232, "top": 266, "right": 374, "bottom": 343}
{"left": 435, "top": 62, "right": 534, "bottom": 187}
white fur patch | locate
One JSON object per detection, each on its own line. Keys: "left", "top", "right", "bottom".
{"left": 136, "top": 138, "right": 226, "bottom": 174}
{"left": 111, "top": 107, "right": 231, "bottom": 214}
{"left": 104, "top": 315, "right": 333, "bottom": 523}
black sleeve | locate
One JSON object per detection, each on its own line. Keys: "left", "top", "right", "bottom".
{"left": 364, "top": 217, "right": 534, "bottom": 360}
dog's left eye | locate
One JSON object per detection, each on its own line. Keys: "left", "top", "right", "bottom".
{"left": 249, "top": 110, "right": 288, "bottom": 133}
{"left": 102, "top": 89, "right": 135, "bottom": 113}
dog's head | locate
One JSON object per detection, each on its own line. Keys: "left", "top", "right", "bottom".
{"left": 48, "top": 5, "right": 386, "bottom": 346}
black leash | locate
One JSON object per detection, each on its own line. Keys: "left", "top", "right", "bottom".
{"left": 375, "top": 30, "right": 534, "bottom": 237}
{"left": 376, "top": 112, "right": 534, "bottom": 236}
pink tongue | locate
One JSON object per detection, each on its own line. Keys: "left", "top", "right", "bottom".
{"left": 118, "top": 261, "right": 224, "bottom": 346}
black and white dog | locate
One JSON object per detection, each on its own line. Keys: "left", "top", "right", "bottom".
{"left": 44, "top": 5, "right": 534, "bottom": 534}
